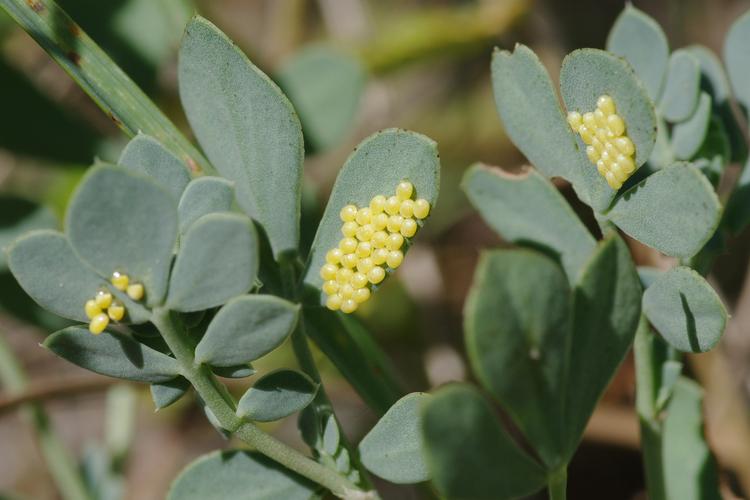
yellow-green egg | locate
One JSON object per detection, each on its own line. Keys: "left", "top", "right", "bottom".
{"left": 340, "top": 205, "right": 357, "bottom": 222}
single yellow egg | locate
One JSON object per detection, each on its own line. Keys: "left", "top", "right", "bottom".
{"left": 371, "top": 231, "right": 388, "bottom": 248}
{"left": 400, "top": 219, "right": 418, "bottom": 238}
{"left": 351, "top": 272, "right": 368, "bottom": 289}
{"left": 326, "top": 294, "right": 343, "bottom": 311}
{"left": 322, "top": 280, "right": 339, "bottom": 295}
{"left": 89, "top": 313, "right": 109, "bottom": 335}
{"left": 320, "top": 263, "right": 338, "bottom": 281}
{"left": 356, "top": 242, "right": 372, "bottom": 258}
{"left": 111, "top": 271, "right": 129, "bottom": 291}
{"left": 339, "top": 237, "right": 358, "bottom": 254}
{"left": 368, "top": 266, "right": 386, "bottom": 284}
{"left": 356, "top": 224, "right": 374, "bottom": 242}
{"left": 94, "top": 290, "right": 113, "bottom": 309}
{"left": 340, "top": 204, "right": 357, "bottom": 222}
{"left": 341, "top": 221, "right": 358, "bottom": 238}
{"left": 396, "top": 181, "right": 414, "bottom": 201}
{"left": 607, "top": 115, "right": 625, "bottom": 136}
{"left": 372, "top": 248, "right": 389, "bottom": 265}
{"left": 586, "top": 146, "right": 599, "bottom": 163}
{"left": 385, "top": 196, "right": 401, "bottom": 215}
{"left": 341, "top": 299, "right": 358, "bottom": 314}
{"left": 413, "top": 199, "right": 430, "bottom": 220}
{"left": 372, "top": 213, "right": 389, "bottom": 231}
{"left": 386, "top": 233, "right": 404, "bottom": 251}
{"left": 340, "top": 283, "right": 355, "bottom": 299}
{"left": 357, "top": 257, "right": 374, "bottom": 274}
{"left": 84, "top": 299, "right": 101, "bottom": 320}
{"left": 354, "top": 287, "right": 371, "bottom": 304}
{"left": 579, "top": 125, "right": 594, "bottom": 144}
{"left": 386, "top": 250, "right": 404, "bottom": 269}
{"left": 127, "top": 283, "right": 144, "bottom": 301}
{"left": 342, "top": 253, "right": 358, "bottom": 269}
{"left": 326, "top": 248, "right": 343, "bottom": 265}
{"left": 108, "top": 301, "right": 125, "bottom": 321}
{"left": 355, "top": 208, "right": 372, "bottom": 226}
{"left": 399, "top": 199, "right": 415, "bottom": 218}
{"left": 597, "top": 95, "right": 615, "bottom": 115}
{"left": 336, "top": 267, "right": 354, "bottom": 284}
{"left": 583, "top": 112, "right": 596, "bottom": 130}
{"left": 567, "top": 111, "right": 582, "bottom": 130}
{"left": 370, "top": 195, "right": 387, "bottom": 214}
{"left": 614, "top": 136, "right": 635, "bottom": 156}
{"left": 387, "top": 215, "right": 403, "bottom": 233}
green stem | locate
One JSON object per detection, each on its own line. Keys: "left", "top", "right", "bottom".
{"left": 150, "top": 307, "right": 364, "bottom": 498}
{"left": 0, "top": 332, "right": 91, "bottom": 500}
{"left": 548, "top": 466, "right": 567, "bottom": 500}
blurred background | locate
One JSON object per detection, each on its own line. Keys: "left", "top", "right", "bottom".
{"left": 2, "top": 0, "right": 750, "bottom": 498}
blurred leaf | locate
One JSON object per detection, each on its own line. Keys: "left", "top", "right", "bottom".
{"left": 212, "top": 364, "right": 255, "bottom": 379}
{"left": 359, "top": 392, "right": 431, "bottom": 484}
{"left": 660, "top": 49, "right": 701, "bottom": 123}
{"left": 648, "top": 117, "right": 674, "bottom": 169}
{"left": 236, "top": 369, "right": 317, "bottom": 422}
{"left": 167, "top": 450, "right": 317, "bottom": 500}
{"left": 638, "top": 266, "right": 663, "bottom": 289}
{"left": 302, "top": 129, "right": 440, "bottom": 292}
{"left": 118, "top": 133, "right": 191, "bottom": 201}
{"left": 278, "top": 45, "right": 366, "bottom": 152}
{"left": 178, "top": 177, "right": 235, "bottom": 234}
{"left": 607, "top": 164, "right": 721, "bottom": 258}
{"left": 662, "top": 378, "right": 722, "bottom": 500}
{"left": 66, "top": 165, "right": 178, "bottom": 306}
{"left": 178, "top": 16, "right": 303, "bottom": 258}
{"left": 462, "top": 164, "right": 595, "bottom": 282}
{"left": 323, "top": 414, "right": 340, "bottom": 456}
{"left": 0, "top": 197, "right": 57, "bottom": 271}
{"left": 465, "top": 249, "right": 568, "bottom": 468}
{"left": 642, "top": 267, "right": 726, "bottom": 353}
{"left": 724, "top": 157, "right": 750, "bottom": 233}
{"left": 672, "top": 93, "right": 712, "bottom": 160}
{"left": 45, "top": 326, "right": 179, "bottom": 382}
{"left": 564, "top": 235, "right": 641, "bottom": 455}
{"left": 151, "top": 377, "right": 190, "bottom": 410}
{"left": 724, "top": 10, "right": 750, "bottom": 114}
{"left": 422, "top": 384, "right": 546, "bottom": 500}
{"left": 167, "top": 213, "right": 258, "bottom": 312}
{"left": 194, "top": 295, "right": 298, "bottom": 367}
{"left": 606, "top": 4, "right": 669, "bottom": 101}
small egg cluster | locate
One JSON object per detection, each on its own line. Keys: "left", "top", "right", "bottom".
{"left": 84, "top": 271, "right": 145, "bottom": 335}
{"left": 566, "top": 95, "right": 636, "bottom": 190}
{"left": 320, "top": 181, "right": 430, "bottom": 314}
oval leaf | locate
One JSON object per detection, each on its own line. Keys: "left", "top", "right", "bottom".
{"left": 167, "top": 213, "right": 258, "bottom": 312}
{"left": 422, "top": 384, "right": 547, "bottom": 500}
{"left": 642, "top": 267, "right": 727, "bottom": 353}
{"left": 178, "top": 16, "right": 303, "bottom": 258}
{"left": 303, "top": 129, "right": 440, "bottom": 291}
{"left": 358, "top": 392, "right": 431, "bottom": 484}
{"left": 724, "top": 10, "right": 750, "bottom": 112}
{"left": 606, "top": 163, "right": 721, "bottom": 258}
{"left": 178, "top": 177, "right": 235, "bottom": 234}
{"left": 660, "top": 49, "right": 701, "bottom": 123}
{"left": 44, "top": 326, "right": 180, "bottom": 383}
{"left": 672, "top": 92, "right": 712, "bottom": 160}
{"left": 236, "top": 369, "right": 317, "bottom": 422}
{"left": 66, "top": 165, "right": 178, "bottom": 306}
{"left": 167, "top": 450, "right": 317, "bottom": 500}
{"left": 151, "top": 377, "right": 191, "bottom": 409}
{"left": 194, "top": 295, "right": 299, "bottom": 366}
{"left": 119, "top": 133, "right": 192, "bottom": 201}
{"left": 212, "top": 364, "right": 256, "bottom": 379}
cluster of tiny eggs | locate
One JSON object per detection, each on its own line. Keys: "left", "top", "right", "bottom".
{"left": 566, "top": 95, "right": 636, "bottom": 190}
{"left": 84, "top": 271, "right": 144, "bottom": 335}
{"left": 320, "top": 181, "right": 430, "bottom": 314}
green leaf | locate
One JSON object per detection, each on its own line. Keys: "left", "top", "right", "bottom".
{"left": 303, "top": 129, "right": 440, "bottom": 291}
{"left": 462, "top": 164, "right": 596, "bottom": 282}
{"left": 167, "top": 450, "right": 317, "bottom": 500}
{"left": 0, "top": 0, "right": 212, "bottom": 173}
{"left": 323, "top": 414, "right": 340, "bottom": 456}
{"left": 178, "top": 177, "right": 235, "bottom": 234}
{"left": 44, "top": 326, "right": 180, "bottom": 383}
{"left": 119, "top": 133, "right": 191, "bottom": 202}
{"left": 359, "top": 392, "right": 430, "bottom": 484}
{"left": 642, "top": 267, "right": 727, "bottom": 353}
{"left": 194, "top": 295, "right": 299, "bottom": 367}
{"left": 0, "top": 197, "right": 57, "bottom": 272}
{"left": 422, "top": 384, "right": 546, "bottom": 500}
{"left": 564, "top": 235, "right": 641, "bottom": 456}
{"left": 66, "top": 165, "right": 178, "bottom": 306}
{"left": 236, "top": 369, "right": 317, "bottom": 422}
{"left": 302, "top": 306, "right": 403, "bottom": 416}
{"left": 167, "top": 213, "right": 258, "bottom": 312}
{"left": 212, "top": 364, "right": 255, "bottom": 379}
{"left": 724, "top": 156, "right": 750, "bottom": 233}
{"left": 662, "top": 378, "right": 722, "bottom": 500}
{"left": 560, "top": 48, "right": 657, "bottom": 170}
{"left": 178, "top": 16, "right": 303, "bottom": 258}
{"left": 606, "top": 163, "right": 721, "bottom": 258}
{"left": 648, "top": 117, "right": 674, "bottom": 169}
{"left": 724, "top": 10, "right": 750, "bottom": 114}
{"left": 606, "top": 5, "right": 669, "bottom": 101}
{"left": 465, "top": 249, "right": 569, "bottom": 468}
{"left": 490, "top": 44, "right": 613, "bottom": 211}
{"left": 151, "top": 377, "right": 190, "bottom": 409}
{"left": 278, "top": 45, "right": 366, "bottom": 151}
{"left": 7, "top": 230, "right": 149, "bottom": 323}
{"left": 672, "top": 92, "right": 712, "bottom": 160}
{"left": 659, "top": 49, "right": 701, "bottom": 123}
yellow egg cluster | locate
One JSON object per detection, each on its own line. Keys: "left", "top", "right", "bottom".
{"left": 320, "top": 181, "right": 430, "bottom": 314}
{"left": 566, "top": 95, "right": 636, "bottom": 190}
{"left": 84, "top": 271, "right": 145, "bottom": 335}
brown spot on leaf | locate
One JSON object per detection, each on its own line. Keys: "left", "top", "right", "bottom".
{"left": 68, "top": 23, "right": 81, "bottom": 37}
{"left": 67, "top": 51, "right": 81, "bottom": 66}
{"left": 185, "top": 157, "right": 200, "bottom": 174}
{"left": 107, "top": 113, "right": 122, "bottom": 127}
{"left": 26, "top": 0, "right": 44, "bottom": 12}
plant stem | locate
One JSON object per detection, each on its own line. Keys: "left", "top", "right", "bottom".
{"left": 150, "top": 307, "right": 364, "bottom": 498}
{"left": 548, "top": 466, "right": 567, "bottom": 500}
{"left": 0, "top": 332, "right": 92, "bottom": 500}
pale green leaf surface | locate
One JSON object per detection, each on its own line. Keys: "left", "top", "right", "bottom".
{"left": 323, "top": 414, "right": 340, "bottom": 456}
{"left": 606, "top": 164, "right": 720, "bottom": 258}
{"left": 167, "top": 213, "right": 258, "bottom": 312}
{"left": 303, "top": 129, "right": 439, "bottom": 290}
{"left": 44, "top": 326, "right": 180, "bottom": 383}
{"left": 642, "top": 267, "right": 727, "bottom": 353}
{"left": 118, "top": 134, "right": 191, "bottom": 201}
{"left": 237, "top": 369, "right": 316, "bottom": 422}
{"left": 167, "top": 450, "right": 317, "bottom": 500}
{"left": 359, "top": 392, "right": 431, "bottom": 484}
{"left": 672, "top": 92, "right": 712, "bottom": 160}
{"left": 724, "top": 10, "right": 750, "bottom": 112}
{"left": 606, "top": 5, "right": 669, "bottom": 101}
{"left": 66, "top": 165, "right": 178, "bottom": 306}
{"left": 462, "top": 164, "right": 595, "bottom": 282}
{"left": 422, "top": 384, "right": 546, "bottom": 500}
{"left": 151, "top": 377, "right": 190, "bottom": 409}
{"left": 178, "top": 16, "right": 303, "bottom": 257}
{"left": 0, "top": 197, "right": 56, "bottom": 271}
{"left": 194, "top": 295, "right": 298, "bottom": 366}
{"left": 178, "top": 177, "right": 235, "bottom": 234}
{"left": 660, "top": 49, "right": 701, "bottom": 123}
{"left": 212, "top": 364, "right": 255, "bottom": 379}
{"left": 648, "top": 117, "right": 674, "bottom": 169}
{"left": 465, "top": 249, "right": 569, "bottom": 468}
